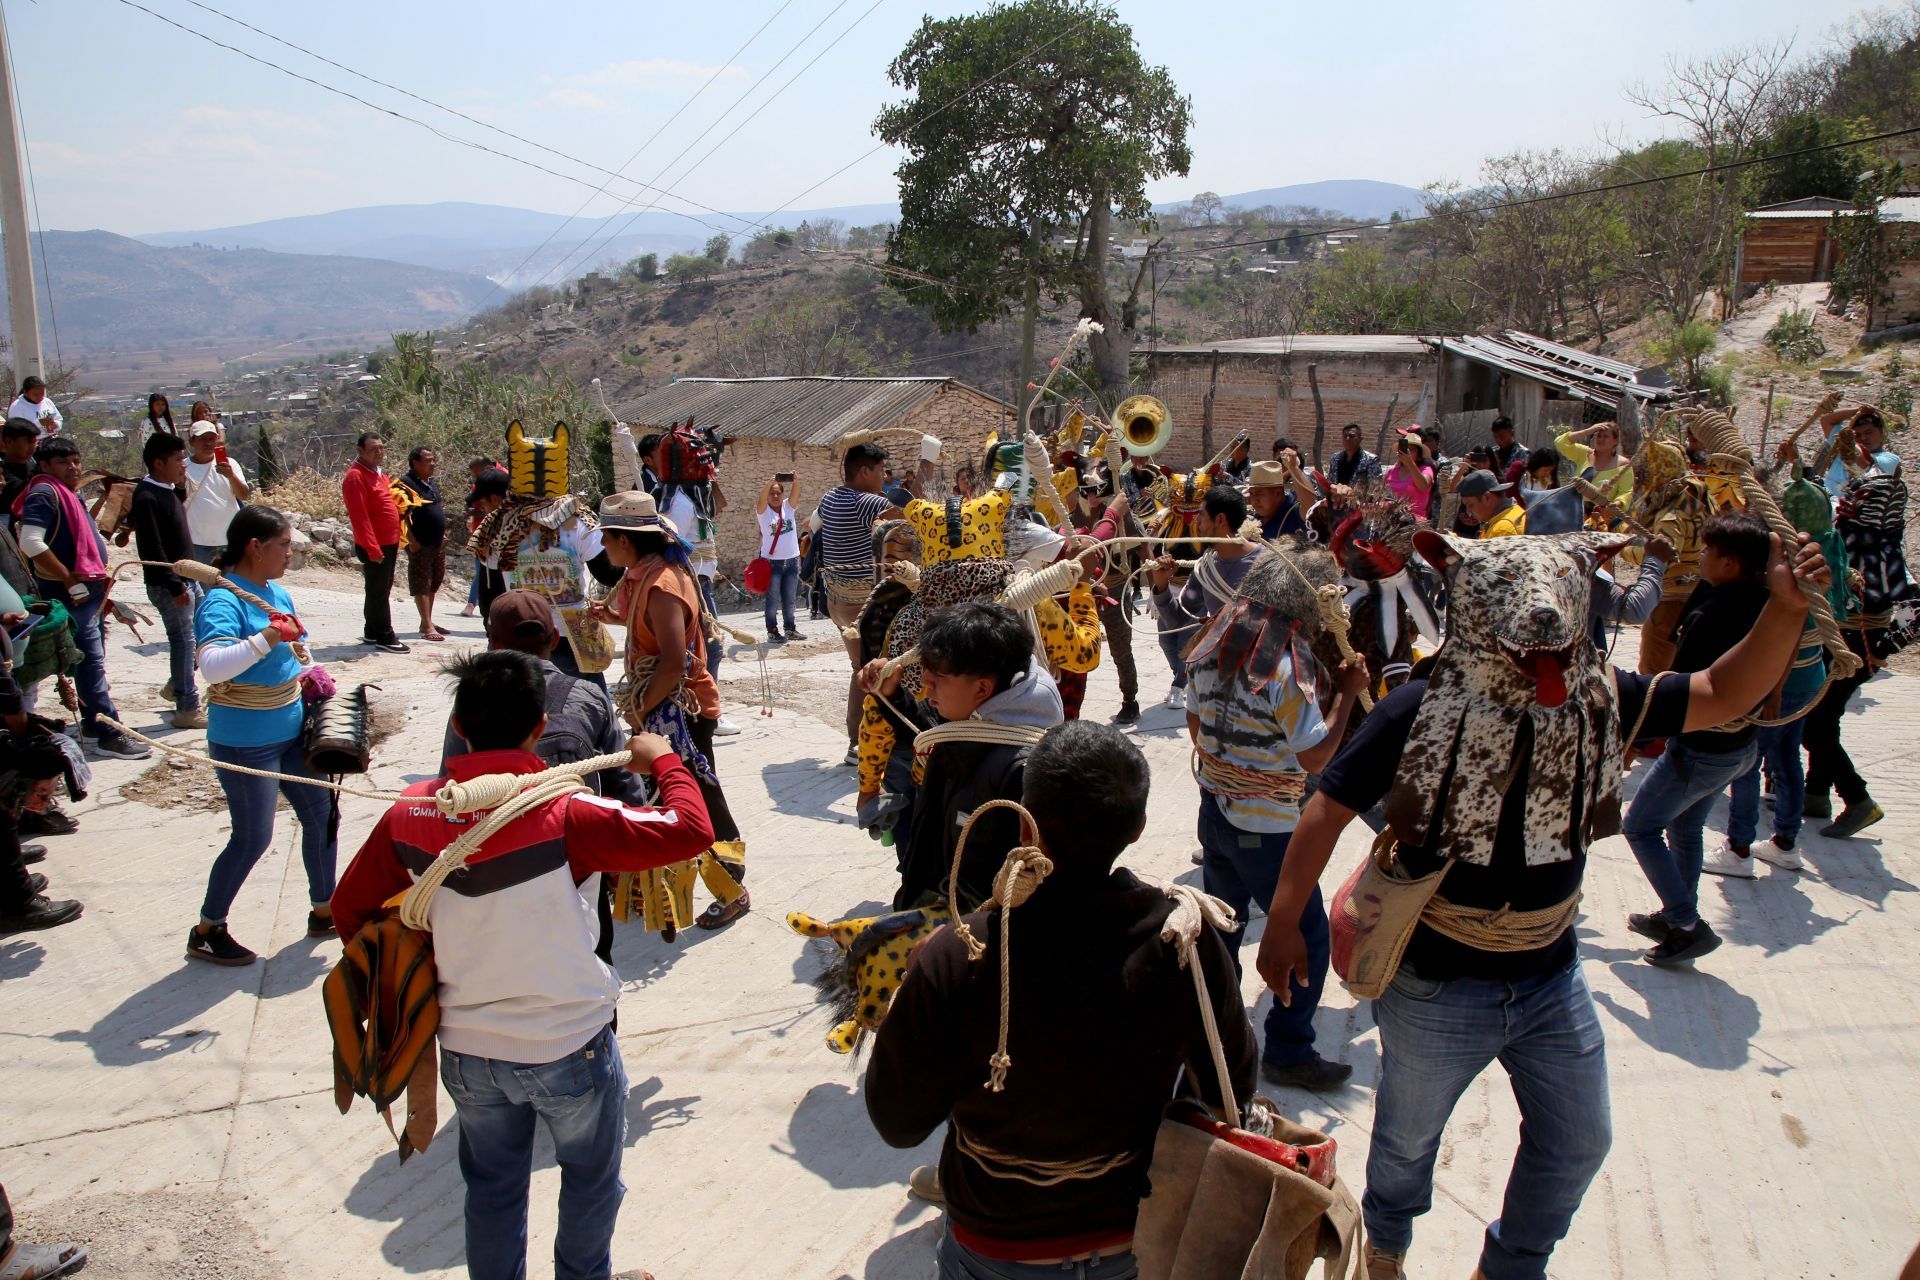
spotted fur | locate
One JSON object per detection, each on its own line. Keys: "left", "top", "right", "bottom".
{"left": 903, "top": 491, "right": 1013, "bottom": 565}
{"left": 788, "top": 905, "right": 953, "bottom": 1054}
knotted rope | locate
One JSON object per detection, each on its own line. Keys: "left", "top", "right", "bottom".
{"left": 1314, "top": 582, "right": 1374, "bottom": 711}
{"left": 398, "top": 770, "right": 596, "bottom": 930}
{"left": 112, "top": 559, "right": 312, "bottom": 664}
{"left": 1161, "top": 882, "right": 1245, "bottom": 1129}
{"left": 947, "top": 798, "right": 1054, "bottom": 1093}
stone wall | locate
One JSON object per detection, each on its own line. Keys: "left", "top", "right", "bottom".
{"left": 1145, "top": 349, "right": 1437, "bottom": 473}
{"left": 707, "top": 383, "right": 1013, "bottom": 574}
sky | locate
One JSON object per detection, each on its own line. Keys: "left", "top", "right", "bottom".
{"left": 6, "top": 0, "right": 1881, "bottom": 237}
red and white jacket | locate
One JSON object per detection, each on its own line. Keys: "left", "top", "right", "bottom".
{"left": 331, "top": 749, "right": 713, "bottom": 1064}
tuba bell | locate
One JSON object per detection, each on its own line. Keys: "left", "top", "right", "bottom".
{"left": 1110, "top": 395, "right": 1172, "bottom": 458}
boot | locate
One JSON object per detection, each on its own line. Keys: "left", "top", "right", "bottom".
{"left": 1362, "top": 1244, "right": 1405, "bottom": 1280}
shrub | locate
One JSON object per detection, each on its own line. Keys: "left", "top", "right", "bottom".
{"left": 1764, "top": 307, "right": 1826, "bottom": 363}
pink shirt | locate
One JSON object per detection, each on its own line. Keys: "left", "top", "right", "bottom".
{"left": 1386, "top": 464, "right": 1434, "bottom": 519}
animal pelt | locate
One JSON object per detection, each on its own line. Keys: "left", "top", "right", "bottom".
{"left": 472, "top": 494, "right": 595, "bottom": 575}
{"left": 1386, "top": 531, "right": 1630, "bottom": 867}
{"left": 789, "top": 903, "right": 953, "bottom": 1055}
{"left": 887, "top": 559, "right": 1019, "bottom": 699}
{"left": 1185, "top": 542, "right": 1336, "bottom": 702}
{"left": 856, "top": 579, "right": 916, "bottom": 667}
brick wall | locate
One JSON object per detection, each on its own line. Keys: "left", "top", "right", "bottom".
{"left": 708, "top": 383, "right": 1012, "bottom": 573}
{"left": 1145, "top": 350, "right": 1437, "bottom": 473}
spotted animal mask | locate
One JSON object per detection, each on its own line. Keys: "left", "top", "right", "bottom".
{"left": 506, "top": 419, "right": 571, "bottom": 500}
{"left": 788, "top": 903, "right": 953, "bottom": 1054}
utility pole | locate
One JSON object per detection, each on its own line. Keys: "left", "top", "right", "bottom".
{"left": 0, "top": 2, "right": 42, "bottom": 383}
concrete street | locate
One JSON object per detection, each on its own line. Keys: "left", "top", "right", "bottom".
{"left": 3, "top": 563, "right": 1916, "bottom": 1278}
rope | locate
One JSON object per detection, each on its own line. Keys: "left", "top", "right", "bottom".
{"left": 1190, "top": 746, "right": 1306, "bottom": 802}
{"left": 113, "top": 559, "right": 312, "bottom": 664}
{"left": 398, "top": 772, "right": 591, "bottom": 930}
{"left": 95, "top": 714, "right": 397, "bottom": 800}
{"left": 1420, "top": 891, "right": 1582, "bottom": 953}
{"left": 205, "top": 678, "right": 301, "bottom": 711}
{"left": 875, "top": 560, "right": 1088, "bottom": 686}
{"left": 913, "top": 718, "right": 1049, "bottom": 762}
{"left": 952, "top": 1127, "right": 1136, "bottom": 1186}
{"left": 947, "top": 798, "right": 1053, "bottom": 1092}
{"left": 1161, "top": 883, "right": 1244, "bottom": 1129}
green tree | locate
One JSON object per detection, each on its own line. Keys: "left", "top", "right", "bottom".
{"left": 1188, "top": 190, "right": 1224, "bottom": 225}
{"left": 874, "top": 0, "right": 1192, "bottom": 402}
{"left": 666, "top": 254, "right": 718, "bottom": 284}
{"left": 703, "top": 234, "right": 732, "bottom": 263}
{"left": 630, "top": 252, "right": 659, "bottom": 281}
{"left": 1747, "top": 111, "right": 1860, "bottom": 206}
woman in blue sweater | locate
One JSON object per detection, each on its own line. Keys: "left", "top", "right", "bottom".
{"left": 186, "top": 506, "right": 336, "bottom": 966}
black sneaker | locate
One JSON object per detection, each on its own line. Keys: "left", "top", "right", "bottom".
{"left": 783, "top": 628, "right": 806, "bottom": 641}
{"left": 1112, "top": 699, "right": 1141, "bottom": 725}
{"left": 1627, "top": 909, "right": 1674, "bottom": 943}
{"left": 842, "top": 745, "right": 859, "bottom": 767}
{"left": 1646, "top": 920, "right": 1722, "bottom": 967}
{"left": 0, "top": 894, "right": 82, "bottom": 932}
{"left": 185, "top": 923, "right": 257, "bottom": 967}
{"left": 19, "top": 807, "right": 77, "bottom": 837}
{"left": 767, "top": 631, "right": 787, "bottom": 645}
{"left": 364, "top": 635, "right": 411, "bottom": 654}
{"left": 20, "top": 842, "right": 46, "bottom": 865}
{"left": 90, "top": 732, "right": 152, "bottom": 761}
{"left": 307, "top": 910, "right": 336, "bottom": 939}
{"left": 1821, "top": 801, "right": 1885, "bottom": 840}
{"left": 1802, "top": 794, "right": 1832, "bottom": 821}
{"left": 1259, "top": 1053, "right": 1354, "bottom": 1091}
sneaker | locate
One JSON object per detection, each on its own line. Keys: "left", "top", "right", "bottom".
{"left": 1646, "top": 919, "right": 1722, "bottom": 967}
{"left": 1755, "top": 836, "right": 1803, "bottom": 871}
{"left": 1166, "top": 684, "right": 1186, "bottom": 710}
{"left": 783, "top": 628, "right": 806, "bottom": 641}
{"left": 1361, "top": 1244, "right": 1406, "bottom": 1280}
{"left": 0, "top": 894, "right": 83, "bottom": 932}
{"left": 767, "top": 631, "right": 787, "bottom": 645}
{"left": 19, "top": 807, "right": 76, "bottom": 837}
{"left": 1802, "top": 794, "right": 1832, "bottom": 821}
{"left": 842, "top": 745, "right": 859, "bottom": 767}
{"left": 307, "top": 910, "right": 336, "bottom": 939}
{"left": 159, "top": 678, "right": 175, "bottom": 702}
{"left": 1821, "top": 801, "right": 1884, "bottom": 840}
{"left": 907, "top": 1164, "right": 945, "bottom": 1205}
{"left": 90, "top": 732, "right": 151, "bottom": 761}
{"left": 712, "top": 714, "right": 742, "bottom": 737}
{"left": 1627, "top": 909, "right": 1673, "bottom": 942}
{"left": 20, "top": 842, "right": 46, "bottom": 865}
{"left": 185, "top": 923, "right": 256, "bottom": 967}
{"left": 1112, "top": 699, "right": 1141, "bottom": 725}
{"left": 1702, "top": 841, "right": 1757, "bottom": 879}
{"left": 1190, "top": 846, "right": 1204, "bottom": 865}
{"left": 364, "top": 636, "right": 411, "bottom": 654}
{"left": 1259, "top": 1053, "right": 1354, "bottom": 1090}
{"left": 170, "top": 706, "right": 208, "bottom": 730}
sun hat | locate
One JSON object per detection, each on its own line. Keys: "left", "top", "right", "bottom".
{"left": 1247, "top": 459, "right": 1289, "bottom": 488}
{"left": 598, "top": 489, "right": 680, "bottom": 537}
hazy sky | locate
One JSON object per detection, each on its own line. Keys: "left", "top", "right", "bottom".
{"left": 10, "top": 0, "right": 1876, "bottom": 236}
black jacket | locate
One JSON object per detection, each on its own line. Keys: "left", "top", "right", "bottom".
{"left": 130, "top": 478, "right": 192, "bottom": 596}
{"left": 895, "top": 733, "right": 1028, "bottom": 913}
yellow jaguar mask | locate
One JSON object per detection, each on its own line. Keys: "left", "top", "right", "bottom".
{"left": 507, "top": 419, "right": 571, "bottom": 499}
{"left": 789, "top": 903, "right": 953, "bottom": 1054}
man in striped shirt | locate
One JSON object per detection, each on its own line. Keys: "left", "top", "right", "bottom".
{"left": 815, "top": 442, "right": 901, "bottom": 764}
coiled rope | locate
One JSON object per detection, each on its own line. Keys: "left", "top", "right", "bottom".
{"left": 947, "top": 798, "right": 1054, "bottom": 1093}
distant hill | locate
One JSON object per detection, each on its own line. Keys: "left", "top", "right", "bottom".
{"left": 11, "top": 230, "right": 496, "bottom": 352}
{"left": 1158, "top": 179, "right": 1430, "bottom": 222}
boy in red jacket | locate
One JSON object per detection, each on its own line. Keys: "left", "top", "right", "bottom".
{"left": 341, "top": 431, "right": 408, "bottom": 653}
{"left": 331, "top": 650, "right": 713, "bottom": 1280}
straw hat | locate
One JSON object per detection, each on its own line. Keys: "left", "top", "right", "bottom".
{"left": 598, "top": 490, "right": 679, "bottom": 537}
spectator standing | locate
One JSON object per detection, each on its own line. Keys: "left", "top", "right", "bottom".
{"left": 816, "top": 443, "right": 901, "bottom": 764}
{"left": 0, "top": 419, "right": 36, "bottom": 516}
{"left": 182, "top": 419, "right": 249, "bottom": 563}
{"left": 341, "top": 431, "right": 408, "bottom": 654}
{"left": 1385, "top": 431, "right": 1435, "bottom": 520}
{"left": 401, "top": 446, "right": 448, "bottom": 643}
{"left": 8, "top": 377, "right": 60, "bottom": 440}
{"left": 1458, "top": 469, "right": 1526, "bottom": 539}
{"left": 13, "top": 437, "right": 149, "bottom": 760}
{"left": 755, "top": 474, "right": 804, "bottom": 642}
{"left": 1329, "top": 422, "right": 1381, "bottom": 490}
{"left": 459, "top": 457, "right": 498, "bottom": 618}
{"left": 1819, "top": 404, "right": 1902, "bottom": 493}
{"left": 130, "top": 432, "right": 205, "bottom": 729}
{"left": 1488, "top": 415, "right": 1523, "bottom": 474}
{"left": 143, "top": 393, "right": 177, "bottom": 441}
{"left": 465, "top": 469, "right": 511, "bottom": 620}
{"left": 1556, "top": 421, "right": 1631, "bottom": 509}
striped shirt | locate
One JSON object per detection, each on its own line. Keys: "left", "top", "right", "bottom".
{"left": 815, "top": 486, "right": 892, "bottom": 570}
{"left": 1186, "top": 651, "right": 1327, "bottom": 833}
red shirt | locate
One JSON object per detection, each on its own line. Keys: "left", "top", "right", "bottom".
{"left": 342, "top": 458, "right": 402, "bottom": 553}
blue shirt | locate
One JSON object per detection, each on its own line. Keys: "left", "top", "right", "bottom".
{"left": 195, "top": 572, "right": 304, "bottom": 747}
{"left": 1823, "top": 425, "right": 1901, "bottom": 494}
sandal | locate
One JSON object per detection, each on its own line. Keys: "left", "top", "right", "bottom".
{"left": 694, "top": 890, "right": 751, "bottom": 930}
{"left": 0, "top": 1240, "right": 91, "bottom": 1279}
{"left": 422, "top": 629, "right": 448, "bottom": 642}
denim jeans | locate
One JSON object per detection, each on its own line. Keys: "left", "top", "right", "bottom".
{"left": 936, "top": 1232, "right": 1137, "bottom": 1280}
{"left": 1156, "top": 624, "right": 1189, "bottom": 689}
{"left": 192, "top": 542, "right": 223, "bottom": 565}
{"left": 1197, "top": 791, "right": 1325, "bottom": 1067}
{"left": 697, "top": 573, "right": 722, "bottom": 682}
{"left": 200, "top": 737, "right": 338, "bottom": 922}
{"left": 1365, "top": 961, "right": 1611, "bottom": 1280}
{"left": 466, "top": 559, "right": 482, "bottom": 607}
{"left": 145, "top": 583, "right": 201, "bottom": 712}
{"left": 1623, "top": 739, "right": 1758, "bottom": 930}
{"left": 762, "top": 556, "right": 800, "bottom": 634}
{"left": 1727, "top": 686, "right": 1818, "bottom": 848}
{"left": 45, "top": 580, "right": 123, "bottom": 736}
{"left": 440, "top": 1023, "right": 628, "bottom": 1280}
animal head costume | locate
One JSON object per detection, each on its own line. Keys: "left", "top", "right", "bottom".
{"left": 472, "top": 419, "right": 595, "bottom": 573}
{"left": 1328, "top": 494, "right": 1438, "bottom": 691}
{"left": 788, "top": 901, "right": 954, "bottom": 1054}
{"left": 1185, "top": 543, "right": 1336, "bottom": 704}
{"left": 1385, "top": 531, "right": 1631, "bottom": 867}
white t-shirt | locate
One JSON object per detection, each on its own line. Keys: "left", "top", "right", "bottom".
{"left": 184, "top": 456, "right": 247, "bottom": 547}
{"left": 9, "top": 395, "right": 61, "bottom": 438}
{"left": 663, "top": 490, "right": 718, "bottom": 578}
{"left": 757, "top": 501, "right": 799, "bottom": 560}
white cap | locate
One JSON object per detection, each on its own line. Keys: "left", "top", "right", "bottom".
{"left": 189, "top": 421, "right": 219, "bottom": 437}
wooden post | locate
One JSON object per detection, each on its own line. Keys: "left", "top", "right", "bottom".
{"left": 1308, "top": 362, "right": 1326, "bottom": 468}
{"left": 1200, "top": 349, "right": 1220, "bottom": 468}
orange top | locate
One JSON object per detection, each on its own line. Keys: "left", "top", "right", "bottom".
{"left": 609, "top": 558, "right": 719, "bottom": 720}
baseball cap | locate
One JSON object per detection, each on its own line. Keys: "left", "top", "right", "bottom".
{"left": 1455, "top": 469, "right": 1513, "bottom": 499}
{"left": 486, "top": 589, "right": 557, "bottom": 652}
{"left": 189, "top": 421, "right": 220, "bottom": 437}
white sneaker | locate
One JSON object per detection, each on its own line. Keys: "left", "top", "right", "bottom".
{"left": 1166, "top": 685, "right": 1186, "bottom": 710}
{"left": 712, "top": 714, "right": 742, "bottom": 737}
{"left": 1755, "top": 838, "right": 1804, "bottom": 871}
{"left": 1702, "top": 841, "right": 1757, "bottom": 879}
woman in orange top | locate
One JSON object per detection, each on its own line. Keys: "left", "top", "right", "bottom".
{"left": 592, "top": 491, "right": 749, "bottom": 928}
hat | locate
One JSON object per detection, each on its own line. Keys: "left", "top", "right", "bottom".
{"left": 188, "top": 421, "right": 219, "bottom": 438}
{"left": 486, "top": 589, "right": 557, "bottom": 651}
{"left": 1248, "top": 459, "right": 1289, "bottom": 488}
{"left": 598, "top": 489, "right": 679, "bottom": 537}
{"left": 1455, "top": 469, "right": 1513, "bottom": 499}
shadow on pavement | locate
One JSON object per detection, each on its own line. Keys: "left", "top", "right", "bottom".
{"left": 774, "top": 1080, "right": 935, "bottom": 1191}
{"left": 1588, "top": 943, "right": 1762, "bottom": 1070}
{"left": 857, "top": 1217, "right": 942, "bottom": 1280}
{"left": 0, "top": 936, "right": 45, "bottom": 979}
{"left": 760, "top": 757, "right": 857, "bottom": 824}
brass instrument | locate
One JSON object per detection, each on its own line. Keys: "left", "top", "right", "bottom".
{"left": 1110, "top": 395, "right": 1173, "bottom": 458}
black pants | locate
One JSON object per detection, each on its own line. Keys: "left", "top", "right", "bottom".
{"left": 1804, "top": 629, "right": 1878, "bottom": 808}
{"left": 355, "top": 544, "right": 399, "bottom": 642}
{"left": 0, "top": 816, "right": 33, "bottom": 916}
{"left": 0, "top": 1181, "right": 11, "bottom": 1258}
{"left": 1096, "top": 595, "right": 1139, "bottom": 703}
{"left": 689, "top": 716, "right": 743, "bottom": 882}
{"left": 552, "top": 638, "right": 607, "bottom": 690}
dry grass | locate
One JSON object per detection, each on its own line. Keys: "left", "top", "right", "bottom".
{"left": 260, "top": 467, "right": 348, "bottom": 521}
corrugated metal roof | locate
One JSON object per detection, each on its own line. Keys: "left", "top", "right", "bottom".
{"left": 1746, "top": 209, "right": 1856, "bottom": 220}
{"left": 613, "top": 377, "right": 1007, "bottom": 447}
{"left": 1754, "top": 196, "right": 1852, "bottom": 212}
{"left": 1879, "top": 196, "right": 1920, "bottom": 224}
{"left": 1146, "top": 334, "right": 1433, "bottom": 358}
{"left": 1431, "top": 331, "right": 1678, "bottom": 406}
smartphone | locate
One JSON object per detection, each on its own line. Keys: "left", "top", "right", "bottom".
{"left": 775, "top": 472, "right": 794, "bottom": 484}
{"left": 214, "top": 442, "right": 230, "bottom": 465}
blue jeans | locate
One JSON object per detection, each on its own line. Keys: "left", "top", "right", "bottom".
{"left": 466, "top": 560, "right": 482, "bottom": 607}
{"left": 1366, "top": 961, "right": 1611, "bottom": 1280}
{"left": 192, "top": 542, "right": 223, "bottom": 565}
{"left": 200, "top": 737, "right": 338, "bottom": 922}
{"left": 762, "top": 556, "right": 799, "bottom": 633}
{"left": 440, "top": 1024, "right": 628, "bottom": 1280}
{"left": 145, "top": 583, "right": 201, "bottom": 712}
{"left": 1624, "top": 739, "right": 1758, "bottom": 929}
{"left": 1197, "top": 791, "right": 1325, "bottom": 1067}
{"left": 936, "top": 1233, "right": 1136, "bottom": 1280}
{"left": 40, "top": 580, "right": 123, "bottom": 736}
{"left": 1727, "top": 687, "right": 1817, "bottom": 848}
{"left": 1156, "top": 624, "right": 1188, "bottom": 689}
{"left": 697, "top": 573, "right": 722, "bottom": 682}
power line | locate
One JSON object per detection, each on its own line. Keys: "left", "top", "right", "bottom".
{"left": 1160, "top": 122, "right": 1920, "bottom": 259}
{"left": 531, "top": 0, "right": 886, "bottom": 293}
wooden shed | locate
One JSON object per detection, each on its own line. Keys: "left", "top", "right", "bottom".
{"left": 1735, "top": 198, "right": 1851, "bottom": 294}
